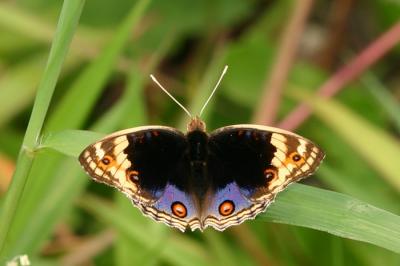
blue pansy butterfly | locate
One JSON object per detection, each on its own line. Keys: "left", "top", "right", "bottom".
{"left": 79, "top": 66, "right": 324, "bottom": 231}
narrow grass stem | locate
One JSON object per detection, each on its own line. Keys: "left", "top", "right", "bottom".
{"left": 279, "top": 21, "right": 400, "bottom": 131}
{"left": 0, "top": 0, "right": 85, "bottom": 258}
{"left": 253, "top": 0, "right": 314, "bottom": 126}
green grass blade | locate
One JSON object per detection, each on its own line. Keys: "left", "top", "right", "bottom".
{"left": 318, "top": 165, "right": 399, "bottom": 213}
{"left": 292, "top": 92, "right": 400, "bottom": 191}
{"left": 17, "top": 3, "right": 86, "bottom": 148}
{"left": 264, "top": 184, "right": 400, "bottom": 254}
{"left": 0, "top": 0, "right": 85, "bottom": 259}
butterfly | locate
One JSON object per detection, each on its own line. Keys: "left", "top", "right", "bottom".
{"left": 79, "top": 66, "right": 325, "bottom": 232}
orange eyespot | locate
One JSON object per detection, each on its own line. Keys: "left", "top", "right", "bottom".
{"left": 289, "top": 152, "right": 304, "bottom": 165}
{"left": 127, "top": 170, "right": 139, "bottom": 183}
{"left": 171, "top": 202, "right": 187, "bottom": 218}
{"left": 292, "top": 153, "right": 301, "bottom": 162}
{"left": 101, "top": 155, "right": 113, "bottom": 165}
{"left": 264, "top": 168, "right": 276, "bottom": 182}
{"left": 219, "top": 200, "right": 235, "bottom": 216}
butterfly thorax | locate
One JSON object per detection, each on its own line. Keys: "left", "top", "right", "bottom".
{"left": 186, "top": 116, "right": 209, "bottom": 203}
{"left": 186, "top": 116, "right": 209, "bottom": 199}
{"left": 186, "top": 128, "right": 209, "bottom": 201}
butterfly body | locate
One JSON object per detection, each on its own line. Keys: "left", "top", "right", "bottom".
{"left": 79, "top": 117, "right": 324, "bottom": 232}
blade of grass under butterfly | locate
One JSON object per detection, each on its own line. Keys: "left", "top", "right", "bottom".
{"left": 263, "top": 184, "right": 400, "bottom": 254}
{"left": 318, "top": 165, "right": 399, "bottom": 213}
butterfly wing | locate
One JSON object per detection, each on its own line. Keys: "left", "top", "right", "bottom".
{"left": 79, "top": 126, "right": 201, "bottom": 232}
{"left": 203, "top": 125, "right": 325, "bottom": 231}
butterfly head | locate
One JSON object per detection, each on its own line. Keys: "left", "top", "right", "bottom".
{"left": 187, "top": 116, "right": 206, "bottom": 132}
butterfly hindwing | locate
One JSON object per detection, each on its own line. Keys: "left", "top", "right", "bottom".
{"left": 203, "top": 125, "right": 325, "bottom": 230}
{"left": 79, "top": 126, "right": 201, "bottom": 231}
{"left": 138, "top": 184, "right": 202, "bottom": 231}
{"left": 202, "top": 182, "right": 268, "bottom": 231}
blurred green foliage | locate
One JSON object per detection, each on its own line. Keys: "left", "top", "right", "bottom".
{"left": 0, "top": 0, "right": 399, "bottom": 265}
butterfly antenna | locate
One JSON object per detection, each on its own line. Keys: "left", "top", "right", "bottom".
{"left": 150, "top": 74, "right": 193, "bottom": 118}
{"left": 199, "top": 65, "right": 228, "bottom": 117}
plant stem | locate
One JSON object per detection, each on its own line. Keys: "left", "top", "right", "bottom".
{"left": 279, "top": 21, "right": 400, "bottom": 131}
{"left": 0, "top": 0, "right": 85, "bottom": 258}
{"left": 253, "top": 0, "right": 314, "bottom": 125}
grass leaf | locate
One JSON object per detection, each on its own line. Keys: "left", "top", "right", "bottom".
{"left": 0, "top": 0, "right": 85, "bottom": 259}
{"left": 264, "top": 184, "right": 400, "bottom": 254}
